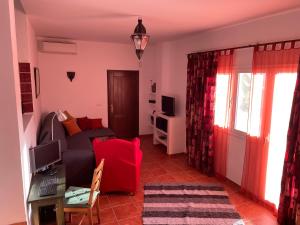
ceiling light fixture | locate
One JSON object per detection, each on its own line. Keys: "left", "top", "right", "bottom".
{"left": 131, "top": 18, "right": 150, "bottom": 60}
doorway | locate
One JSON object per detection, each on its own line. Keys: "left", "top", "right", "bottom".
{"left": 107, "top": 70, "right": 139, "bottom": 138}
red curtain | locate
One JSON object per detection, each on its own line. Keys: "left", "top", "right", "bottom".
{"left": 214, "top": 51, "right": 234, "bottom": 177}
{"left": 278, "top": 57, "right": 300, "bottom": 224}
{"left": 242, "top": 42, "right": 300, "bottom": 207}
{"left": 186, "top": 52, "right": 218, "bottom": 175}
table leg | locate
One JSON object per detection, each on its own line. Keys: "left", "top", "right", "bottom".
{"left": 32, "top": 203, "right": 40, "bottom": 225}
{"left": 56, "top": 198, "right": 65, "bottom": 225}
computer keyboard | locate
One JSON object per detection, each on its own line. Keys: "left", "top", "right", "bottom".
{"left": 40, "top": 176, "right": 58, "bottom": 186}
{"left": 38, "top": 176, "right": 58, "bottom": 197}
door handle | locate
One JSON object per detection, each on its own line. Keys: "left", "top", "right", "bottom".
{"left": 110, "top": 104, "right": 114, "bottom": 113}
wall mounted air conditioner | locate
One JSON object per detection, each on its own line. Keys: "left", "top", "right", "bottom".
{"left": 39, "top": 41, "right": 77, "bottom": 55}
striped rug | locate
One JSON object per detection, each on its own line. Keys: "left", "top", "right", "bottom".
{"left": 143, "top": 183, "right": 244, "bottom": 225}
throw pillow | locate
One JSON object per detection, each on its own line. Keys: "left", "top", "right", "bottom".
{"left": 64, "top": 110, "right": 75, "bottom": 120}
{"left": 88, "top": 118, "right": 103, "bottom": 129}
{"left": 77, "top": 117, "right": 89, "bottom": 130}
{"left": 57, "top": 110, "right": 68, "bottom": 122}
{"left": 62, "top": 119, "right": 81, "bottom": 136}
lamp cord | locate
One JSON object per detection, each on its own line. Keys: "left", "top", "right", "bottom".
{"left": 51, "top": 113, "right": 57, "bottom": 141}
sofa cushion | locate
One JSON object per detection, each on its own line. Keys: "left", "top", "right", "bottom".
{"left": 87, "top": 118, "right": 103, "bottom": 129}
{"left": 66, "top": 132, "right": 93, "bottom": 150}
{"left": 77, "top": 117, "right": 89, "bottom": 130}
{"left": 64, "top": 110, "right": 75, "bottom": 120}
{"left": 84, "top": 128, "right": 115, "bottom": 139}
{"left": 62, "top": 149, "right": 94, "bottom": 186}
{"left": 64, "top": 186, "right": 99, "bottom": 207}
{"left": 62, "top": 119, "right": 81, "bottom": 136}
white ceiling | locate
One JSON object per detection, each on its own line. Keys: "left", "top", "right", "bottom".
{"left": 21, "top": 0, "right": 300, "bottom": 43}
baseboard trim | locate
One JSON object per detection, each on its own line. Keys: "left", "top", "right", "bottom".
{"left": 9, "top": 222, "right": 26, "bottom": 225}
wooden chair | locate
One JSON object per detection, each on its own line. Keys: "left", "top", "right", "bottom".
{"left": 64, "top": 159, "right": 104, "bottom": 225}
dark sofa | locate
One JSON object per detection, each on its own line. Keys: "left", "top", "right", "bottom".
{"left": 38, "top": 112, "right": 115, "bottom": 186}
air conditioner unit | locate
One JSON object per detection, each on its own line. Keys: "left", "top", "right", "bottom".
{"left": 39, "top": 41, "right": 77, "bottom": 55}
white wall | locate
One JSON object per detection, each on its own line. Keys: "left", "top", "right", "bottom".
{"left": 13, "top": 1, "right": 42, "bottom": 223}
{"left": 39, "top": 40, "right": 157, "bottom": 135}
{"left": 14, "top": 4, "right": 28, "bottom": 62}
{"left": 139, "top": 46, "right": 159, "bottom": 133}
{"left": 156, "top": 8, "right": 300, "bottom": 182}
{"left": 21, "top": 17, "right": 42, "bottom": 220}
{"left": 0, "top": 0, "right": 26, "bottom": 223}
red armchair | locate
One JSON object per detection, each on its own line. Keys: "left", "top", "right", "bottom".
{"left": 93, "top": 138, "right": 142, "bottom": 193}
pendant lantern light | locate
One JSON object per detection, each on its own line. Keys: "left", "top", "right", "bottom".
{"left": 131, "top": 18, "right": 150, "bottom": 60}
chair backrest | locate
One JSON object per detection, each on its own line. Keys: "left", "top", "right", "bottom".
{"left": 88, "top": 159, "right": 104, "bottom": 206}
{"left": 93, "top": 138, "right": 140, "bottom": 164}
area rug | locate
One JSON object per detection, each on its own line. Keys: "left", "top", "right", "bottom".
{"left": 143, "top": 183, "right": 244, "bottom": 225}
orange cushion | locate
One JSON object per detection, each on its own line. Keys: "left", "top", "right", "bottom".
{"left": 62, "top": 119, "right": 81, "bottom": 136}
{"left": 64, "top": 110, "right": 75, "bottom": 120}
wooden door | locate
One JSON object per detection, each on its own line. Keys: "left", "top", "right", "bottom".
{"left": 107, "top": 70, "right": 139, "bottom": 138}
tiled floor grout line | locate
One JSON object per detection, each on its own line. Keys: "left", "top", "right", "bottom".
{"left": 111, "top": 205, "right": 119, "bottom": 225}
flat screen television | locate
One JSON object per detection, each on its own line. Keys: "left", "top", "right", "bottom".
{"left": 29, "top": 140, "right": 61, "bottom": 173}
{"left": 162, "top": 95, "right": 175, "bottom": 116}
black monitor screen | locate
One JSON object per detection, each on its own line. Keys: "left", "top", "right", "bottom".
{"left": 162, "top": 96, "right": 175, "bottom": 116}
{"left": 31, "top": 141, "right": 61, "bottom": 172}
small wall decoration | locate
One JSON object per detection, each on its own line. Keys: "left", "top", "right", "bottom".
{"left": 149, "top": 80, "right": 156, "bottom": 104}
{"left": 67, "top": 71, "right": 75, "bottom": 82}
{"left": 151, "top": 82, "right": 156, "bottom": 93}
{"left": 150, "top": 80, "right": 156, "bottom": 93}
{"left": 34, "top": 67, "right": 40, "bottom": 98}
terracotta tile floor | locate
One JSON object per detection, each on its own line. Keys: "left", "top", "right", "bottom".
{"left": 59, "top": 135, "right": 278, "bottom": 225}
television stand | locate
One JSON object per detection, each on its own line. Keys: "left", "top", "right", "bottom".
{"left": 162, "top": 112, "right": 174, "bottom": 117}
{"left": 153, "top": 113, "right": 185, "bottom": 155}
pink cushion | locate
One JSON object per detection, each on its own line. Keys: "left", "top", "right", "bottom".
{"left": 93, "top": 138, "right": 142, "bottom": 193}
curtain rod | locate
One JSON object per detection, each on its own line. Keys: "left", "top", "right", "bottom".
{"left": 187, "top": 38, "right": 300, "bottom": 55}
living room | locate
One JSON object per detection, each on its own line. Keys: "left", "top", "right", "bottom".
{"left": 1, "top": 0, "right": 300, "bottom": 225}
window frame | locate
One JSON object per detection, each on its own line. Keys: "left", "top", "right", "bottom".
{"left": 229, "top": 68, "right": 252, "bottom": 136}
{"left": 234, "top": 72, "right": 252, "bottom": 133}
{"left": 229, "top": 69, "right": 265, "bottom": 137}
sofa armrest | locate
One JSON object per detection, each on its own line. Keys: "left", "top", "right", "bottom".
{"left": 66, "top": 133, "right": 93, "bottom": 150}
{"left": 62, "top": 149, "right": 95, "bottom": 186}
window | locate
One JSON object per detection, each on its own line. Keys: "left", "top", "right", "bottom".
{"left": 234, "top": 73, "right": 264, "bottom": 135}
{"left": 265, "top": 72, "right": 297, "bottom": 208}
{"left": 235, "top": 73, "right": 251, "bottom": 132}
{"left": 214, "top": 74, "right": 230, "bottom": 127}
{"left": 248, "top": 74, "right": 264, "bottom": 136}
